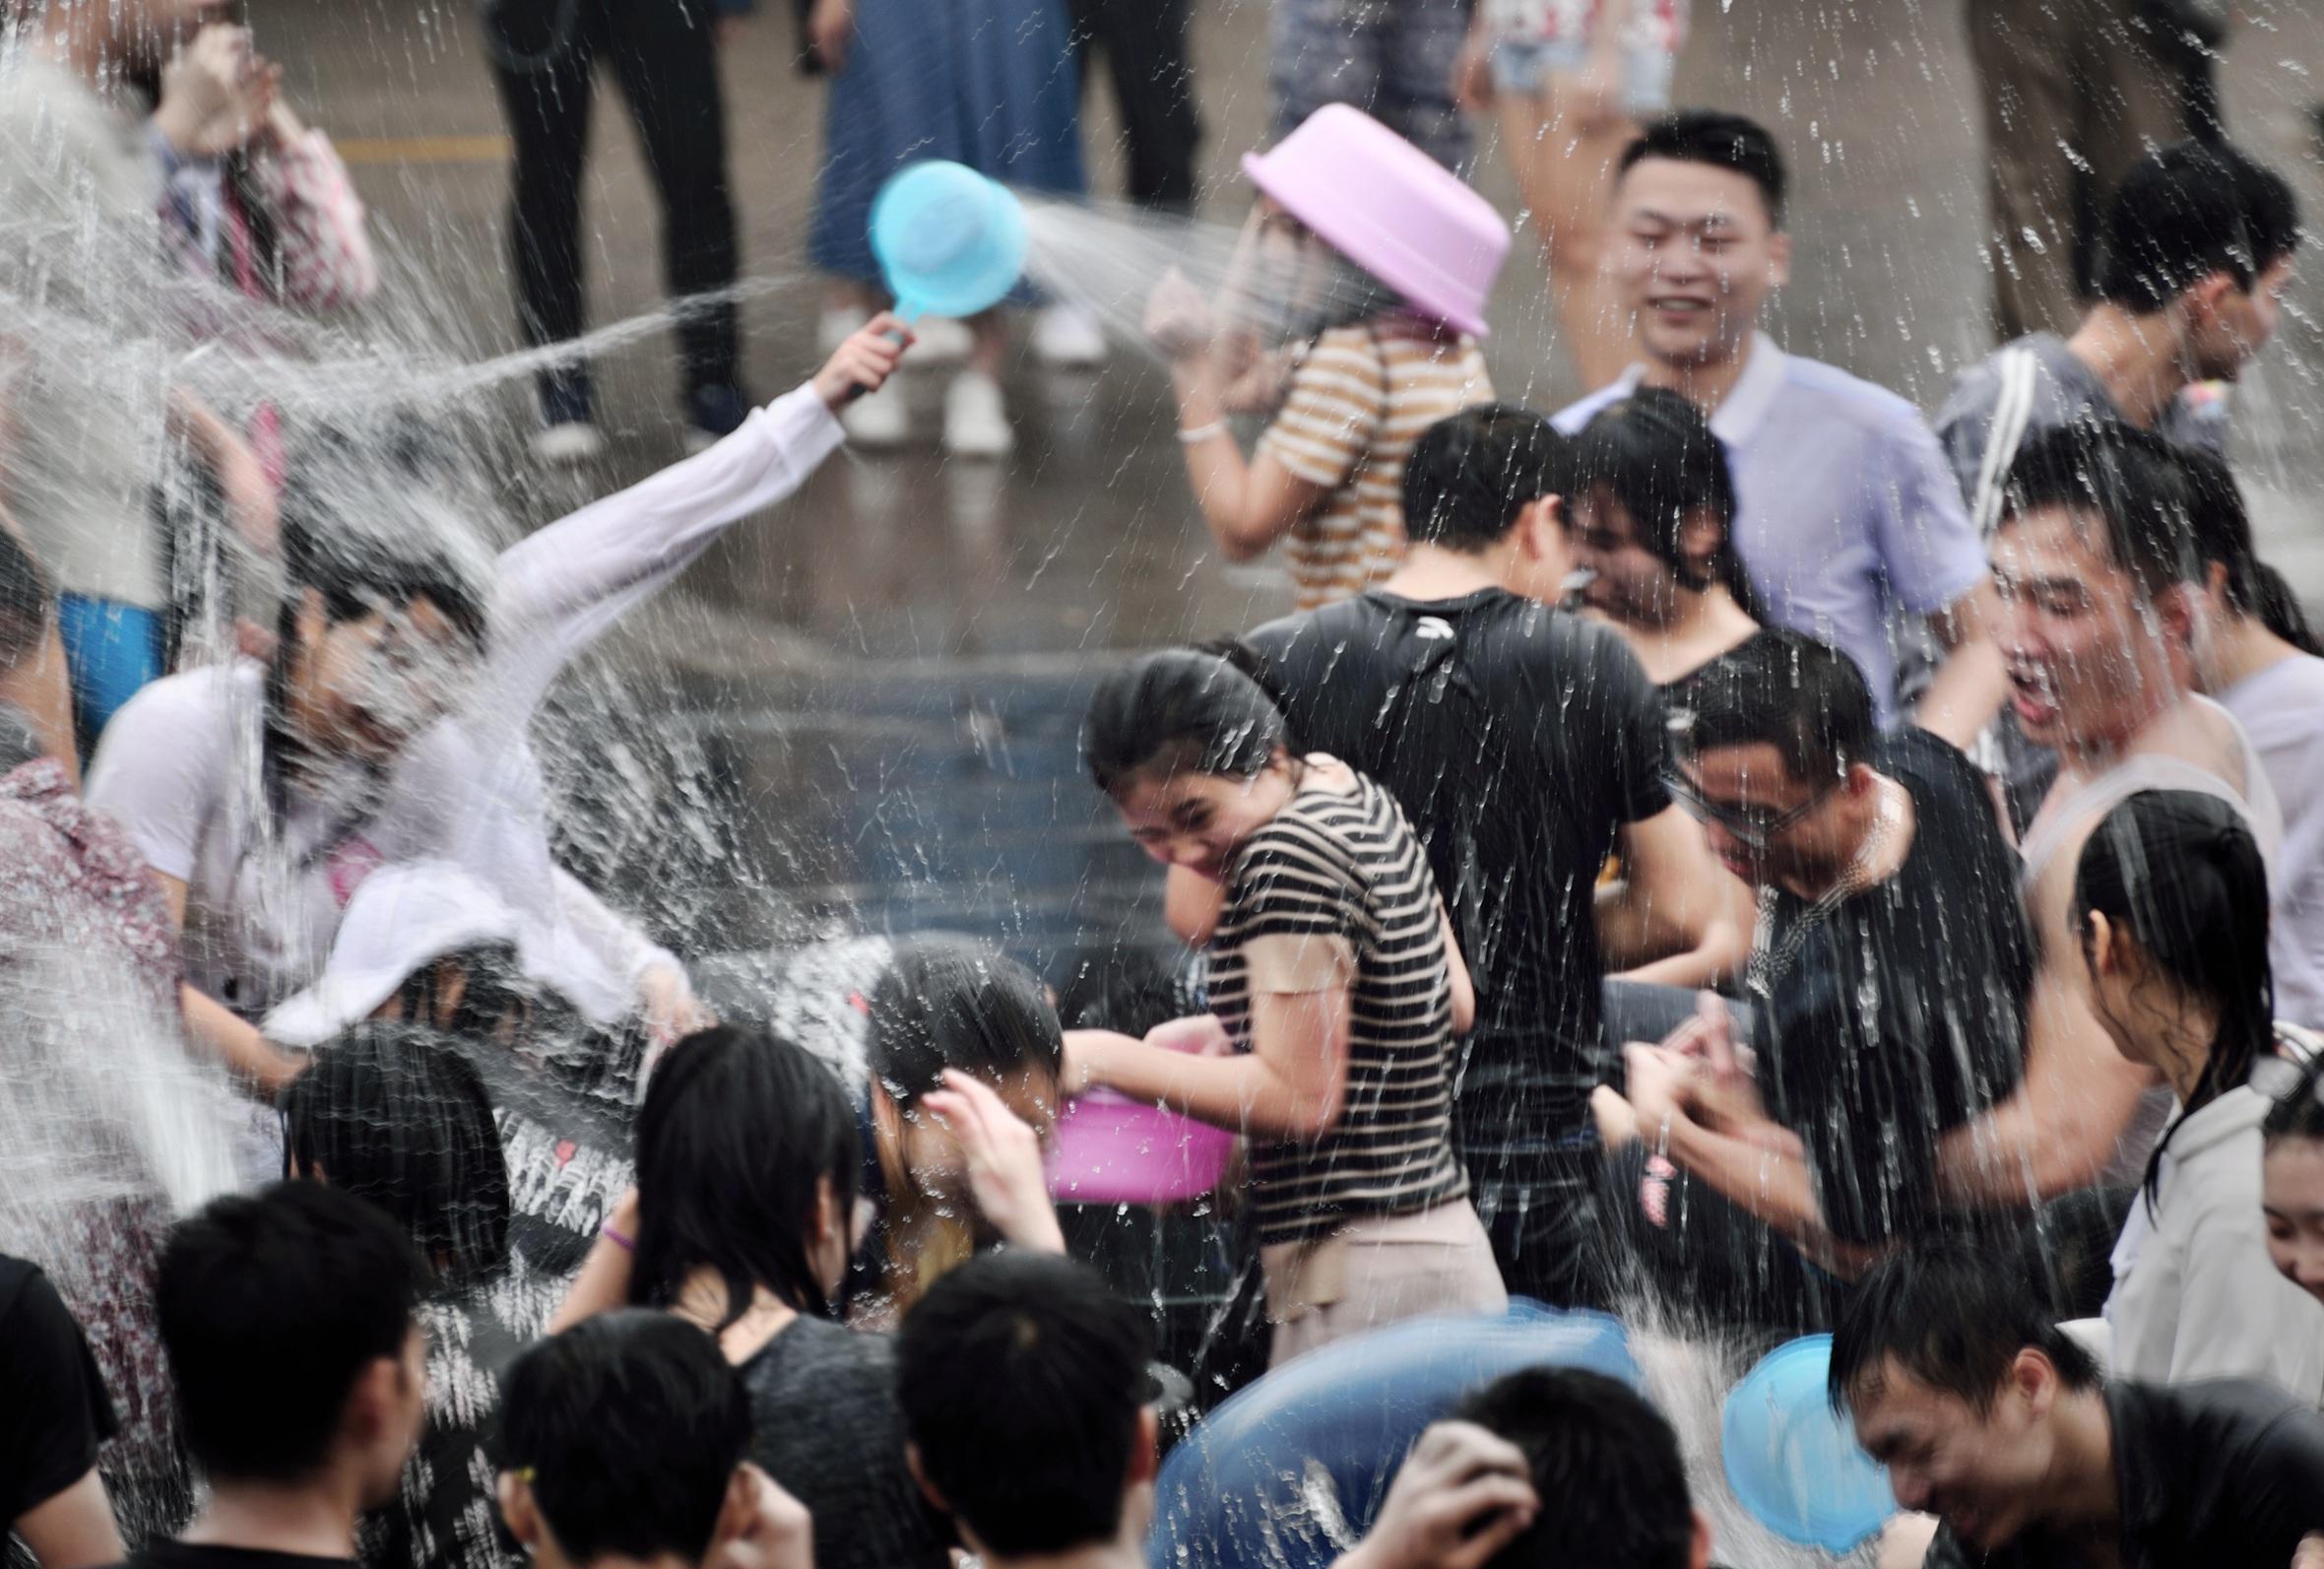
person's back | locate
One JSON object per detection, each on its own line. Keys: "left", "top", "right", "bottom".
{"left": 279, "top": 1024, "right": 534, "bottom": 1569}
{"left": 129, "top": 1183, "right": 426, "bottom": 1569}
{"left": 896, "top": 1252, "right": 1157, "bottom": 1569}
{"left": 731, "top": 1315, "right": 945, "bottom": 1569}
{"left": 1263, "top": 317, "right": 1495, "bottom": 609}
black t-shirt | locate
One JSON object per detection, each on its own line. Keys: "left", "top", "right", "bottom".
{"left": 736, "top": 1318, "right": 951, "bottom": 1569}
{"left": 1755, "top": 729, "right": 2030, "bottom": 1245}
{"left": 1925, "top": 1379, "right": 2324, "bottom": 1569}
{"left": 1, "top": 1253, "right": 117, "bottom": 1528}
{"left": 126, "top": 1545, "right": 356, "bottom": 1569}
{"left": 1246, "top": 590, "right": 1671, "bottom": 1138}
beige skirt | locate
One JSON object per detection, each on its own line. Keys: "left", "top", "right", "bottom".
{"left": 1259, "top": 1200, "right": 1510, "bottom": 1368}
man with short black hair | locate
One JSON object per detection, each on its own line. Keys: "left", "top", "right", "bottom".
{"left": 1555, "top": 111, "right": 2005, "bottom": 748}
{"left": 1218, "top": 402, "right": 1748, "bottom": 1307}
{"left": 495, "top": 1311, "right": 811, "bottom": 1569}
{"left": 1834, "top": 1240, "right": 2324, "bottom": 1568}
{"left": 1938, "top": 141, "right": 2300, "bottom": 540}
{"left": 1609, "top": 629, "right": 2030, "bottom": 1326}
{"left": 896, "top": 1251, "right": 1155, "bottom": 1569}
{"left": 132, "top": 1182, "right": 425, "bottom": 1569}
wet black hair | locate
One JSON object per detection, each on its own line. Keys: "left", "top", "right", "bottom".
{"left": 497, "top": 1310, "right": 753, "bottom": 1567}
{"left": 897, "top": 1251, "right": 1154, "bottom": 1556}
{"left": 1454, "top": 1368, "right": 1694, "bottom": 1569}
{"left": 1573, "top": 388, "right": 1765, "bottom": 619}
{"left": 1829, "top": 1237, "right": 2102, "bottom": 1415}
{"left": 1618, "top": 110, "right": 1787, "bottom": 227}
{"left": 157, "top": 1182, "right": 423, "bottom": 1483}
{"left": 1400, "top": 405, "right": 1578, "bottom": 555}
{"left": 2176, "top": 448, "right": 2324, "bottom": 656}
{"left": 1055, "top": 945, "right": 1196, "bottom": 1037}
{"left": 630, "top": 1025, "right": 860, "bottom": 1326}
{"left": 869, "top": 937, "right": 1065, "bottom": 1110}
{"left": 0, "top": 519, "right": 54, "bottom": 667}
{"left": 1678, "top": 628, "right": 1874, "bottom": 785}
{"left": 1082, "top": 649, "right": 1289, "bottom": 797}
{"left": 2098, "top": 141, "right": 2298, "bottom": 311}
{"left": 2074, "top": 790, "right": 2274, "bottom": 1209}
{"left": 391, "top": 942, "right": 541, "bottom": 1042}
{"left": 280, "top": 1022, "right": 512, "bottom": 1288}
{"left": 1999, "top": 422, "right": 2205, "bottom": 599}
{"left": 2264, "top": 1054, "right": 2324, "bottom": 1145}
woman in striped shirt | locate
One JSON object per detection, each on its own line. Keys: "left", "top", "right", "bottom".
{"left": 1068, "top": 650, "right": 1507, "bottom": 1364}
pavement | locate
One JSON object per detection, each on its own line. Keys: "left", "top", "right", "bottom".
{"left": 246, "top": 0, "right": 2324, "bottom": 964}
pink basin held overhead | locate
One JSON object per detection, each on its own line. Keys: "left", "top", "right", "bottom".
{"left": 1242, "top": 102, "right": 1511, "bottom": 339}
{"left": 1048, "top": 1088, "right": 1235, "bottom": 1207}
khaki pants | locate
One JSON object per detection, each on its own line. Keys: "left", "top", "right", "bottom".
{"left": 1259, "top": 1202, "right": 1510, "bottom": 1368}
{"left": 1967, "top": 0, "right": 2197, "bottom": 341}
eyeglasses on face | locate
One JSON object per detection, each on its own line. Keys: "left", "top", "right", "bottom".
{"left": 1662, "top": 769, "right": 1839, "bottom": 849}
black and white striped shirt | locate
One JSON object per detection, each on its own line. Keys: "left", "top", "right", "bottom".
{"left": 1208, "top": 762, "right": 1469, "bottom": 1246}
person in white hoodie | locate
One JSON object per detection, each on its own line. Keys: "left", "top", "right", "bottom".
{"left": 2079, "top": 787, "right": 2324, "bottom": 1401}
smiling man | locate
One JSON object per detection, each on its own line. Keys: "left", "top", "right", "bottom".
{"left": 1553, "top": 111, "right": 2004, "bottom": 748}
{"left": 1605, "top": 629, "right": 2028, "bottom": 1318}
{"left": 1833, "top": 1240, "right": 2324, "bottom": 1569}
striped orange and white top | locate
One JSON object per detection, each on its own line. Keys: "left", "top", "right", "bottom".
{"left": 1256, "top": 317, "right": 1495, "bottom": 611}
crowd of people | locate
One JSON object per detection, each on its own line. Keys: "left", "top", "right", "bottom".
{"left": 7, "top": 0, "right": 2324, "bottom": 1567}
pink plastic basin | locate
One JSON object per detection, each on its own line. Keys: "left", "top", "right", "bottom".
{"left": 1242, "top": 102, "right": 1511, "bottom": 338}
{"left": 1047, "top": 1089, "right": 1235, "bottom": 1207}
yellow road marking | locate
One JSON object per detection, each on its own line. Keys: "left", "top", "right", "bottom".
{"left": 334, "top": 134, "right": 511, "bottom": 165}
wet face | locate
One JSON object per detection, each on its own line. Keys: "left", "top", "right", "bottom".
{"left": 1572, "top": 486, "right": 1683, "bottom": 625}
{"left": 1848, "top": 1359, "right": 2054, "bottom": 1553}
{"left": 1610, "top": 159, "right": 1789, "bottom": 370}
{"left": 291, "top": 593, "right": 476, "bottom": 766}
{"left": 1992, "top": 507, "right": 2182, "bottom": 752}
{"left": 2189, "top": 257, "right": 2293, "bottom": 382}
{"left": 1674, "top": 742, "right": 1854, "bottom": 889}
{"left": 1111, "top": 756, "right": 1297, "bottom": 883}
{"left": 2265, "top": 1137, "right": 2324, "bottom": 1306}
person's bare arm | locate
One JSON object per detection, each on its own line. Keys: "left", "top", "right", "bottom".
{"left": 1912, "top": 580, "right": 2009, "bottom": 752}
{"left": 550, "top": 1188, "right": 638, "bottom": 1333}
{"left": 1145, "top": 269, "right": 1333, "bottom": 560}
{"left": 151, "top": 870, "right": 303, "bottom": 1096}
{"left": 13, "top": 1471, "right": 123, "bottom": 1569}
{"left": 1441, "top": 905, "right": 1475, "bottom": 1036}
{"left": 0, "top": 508, "right": 83, "bottom": 784}
{"left": 1937, "top": 818, "right": 2155, "bottom": 1207}
{"left": 1065, "top": 985, "right": 1352, "bottom": 1141}
{"left": 1164, "top": 863, "right": 1226, "bottom": 946}
{"left": 167, "top": 390, "right": 278, "bottom": 555}
{"left": 1595, "top": 805, "right": 1755, "bottom": 987}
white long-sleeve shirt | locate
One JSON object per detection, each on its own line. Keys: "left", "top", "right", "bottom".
{"left": 2104, "top": 1084, "right": 2324, "bottom": 1403}
{"left": 86, "top": 383, "right": 846, "bottom": 1020}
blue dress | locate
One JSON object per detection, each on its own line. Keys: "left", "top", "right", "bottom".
{"left": 808, "top": 0, "right": 1087, "bottom": 287}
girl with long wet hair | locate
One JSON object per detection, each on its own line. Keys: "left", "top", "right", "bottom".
{"left": 2077, "top": 789, "right": 2324, "bottom": 1399}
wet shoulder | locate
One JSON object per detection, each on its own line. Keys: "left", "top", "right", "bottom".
{"left": 740, "top": 1313, "right": 896, "bottom": 1394}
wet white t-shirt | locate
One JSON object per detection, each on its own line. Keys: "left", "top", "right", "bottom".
{"left": 2222, "top": 653, "right": 2324, "bottom": 1029}
{"left": 87, "top": 384, "right": 846, "bottom": 1017}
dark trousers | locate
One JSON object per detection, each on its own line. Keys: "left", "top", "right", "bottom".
{"left": 488, "top": 0, "right": 741, "bottom": 396}
{"left": 1065, "top": 0, "right": 1201, "bottom": 211}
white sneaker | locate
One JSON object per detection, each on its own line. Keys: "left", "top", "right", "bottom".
{"left": 841, "top": 376, "right": 911, "bottom": 447}
{"left": 533, "top": 421, "right": 606, "bottom": 466}
{"left": 943, "top": 370, "right": 1014, "bottom": 458}
{"left": 818, "top": 306, "right": 870, "bottom": 356}
{"left": 1031, "top": 301, "right": 1108, "bottom": 367}
{"left": 910, "top": 316, "right": 975, "bottom": 365}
